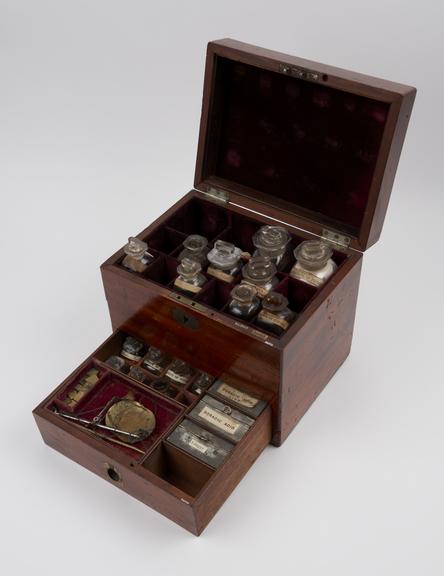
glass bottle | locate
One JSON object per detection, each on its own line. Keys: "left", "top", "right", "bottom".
{"left": 191, "top": 372, "right": 215, "bottom": 395}
{"left": 227, "top": 284, "right": 260, "bottom": 320}
{"left": 128, "top": 365, "right": 147, "bottom": 383}
{"left": 151, "top": 380, "right": 178, "bottom": 398}
{"left": 121, "top": 336, "right": 145, "bottom": 362}
{"left": 173, "top": 258, "right": 207, "bottom": 296}
{"left": 207, "top": 240, "right": 243, "bottom": 282}
{"left": 121, "top": 237, "right": 155, "bottom": 273}
{"left": 105, "top": 355, "right": 126, "bottom": 372}
{"left": 178, "top": 235, "right": 209, "bottom": 266}
{"left": 142, "top": 347, "right": 170, "bottom": 376}
{"left": 253, "top": 225, "right": 291, "bottom": 269}
{"left": 165, "top": 359, "right": 195, "bottom": 387}
{"left": 241, "top": 255, "right": 279, "bottom": 297}
{"left": 290, "top": 240, "right": 337, "bottom": 287}
{"left": 256, "top": 292, "right": 296, "bottom": 335}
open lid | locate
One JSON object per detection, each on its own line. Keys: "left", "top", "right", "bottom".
{"left": 194, "top": 39, "right": 416, "bottom": 251}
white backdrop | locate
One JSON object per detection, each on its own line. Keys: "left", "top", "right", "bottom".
{"left": 1, "top": 1, "right": 443, "bottom": 575}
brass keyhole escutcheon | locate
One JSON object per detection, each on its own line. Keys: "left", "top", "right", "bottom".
{"left": 172, "top": 308, "right": 199, "bottom": 330}
{"left": 105, "top": 464, "right": 122, "bottom": 483}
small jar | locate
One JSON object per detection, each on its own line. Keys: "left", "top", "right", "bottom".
{"left": 142, "top": 347, "right": 170, "bottom": 376}
{"left": 151, "top": 379, "right": 178, "bottom": 398}
{"left": 241, "top": 255, "right": 279, "bottom": 297}
{"left": 253, "top": 225, "right": 291, "bottom": 269}
{"left": 128, "top": 365, "right": 147, "bottom": 383}
{"left": 256, "top": 292, "right": 296, "bottom": 335}
{"left": 227, "top": 284, "right": 260, "bottom": 320}
{"left": 121, "top": 237, "right": 155, "bottom": 273}
{"left": 207, "top": 240, "right": 243, "bottom": 282}
{"left": 165, "top": 359, "right": 195, "bottom": 387}
{"left": 290, "top": 240, "right": 337, "bottom": 287}
{"left": 191, "top": 372, "right": 215, "bottom": 395}
{"left": 105, "top": 355, "right": 126, "bottom": 372}
{"left": 178, "top": 235, "right": 209, "bottom": 266}
{"left": 174, "top": 258, "right": 207, "bottom": 296}
{"left": 121, "top": 336, "right": 145, "bottom": 362}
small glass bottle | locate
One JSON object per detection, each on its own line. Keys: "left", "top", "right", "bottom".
{"left": 207, "top": 240, "right": 243, "bottom": 282}
{"left": 227, "top": 284, "right": 260, "bottom": 320}
{"left": 241, "top": 255, "right": 279, "bottom": 297}
{"left": 178, "top": 235, "right": 209, "bottom": 266}
{"left": 105, "top": 355, "right": 127, "bottom": 372}
{"left": 253, "top": 225, "right": 291, "bottom": 269}
{"left": 121, "top": 336, "right": 145, "bottom": 362}
{"left": 256, "top": 292, "right": 296, "bottom": 335}
{"left": 142, "top": 347, "right": 170, "bottom": 376}
{"left": 165, "top": 359, "right": 195, "bottom": 387}
{"left": 121, "top": 237, "right": 155, "bottom": 273}
{"left": 128, "top": 365, "right": 147, "bottom": 383}
{"left": 290, "top": 240, "right": 337, "bottom": 287}
{"left": 191, "top": 372, "right": 215, "bottom": 395}
{"left": 151, "top": 380, "right": 178, "bottom": 398}
{"left": 174, "top": 258, "right": 207, "bottom": 296}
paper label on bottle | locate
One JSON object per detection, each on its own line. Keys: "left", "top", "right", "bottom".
{"left": 257, "top": 310, "right": 290, "bottom": 331}
{"left": 241, "top": 281, "right": 269, "bottom": 298}
{"left": 216, "top": 383, "right": 259, "bottom": 409}
{"left": 188, "top": 436, "right": 209, "bottom": 454}
{"left": 198, "top": 405, "right": 241, "bottom": 435}
{"left": 290, "top": 267, "right": 324, "bottom": 287}
{"left": 174, "top": 278, "right": 202, "bottom": 294}
{"left": 142, "top": 360, "right": 162, "bottom": 374}
{"left": 165, "top": 369, "right": 189, "bottom": 385}
{"left": 207, "top": 267, "right": 235, "bottom": 283}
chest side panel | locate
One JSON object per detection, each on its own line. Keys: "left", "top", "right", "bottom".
{"left": 278, "top": 257, "right": 362, "bottom": 445}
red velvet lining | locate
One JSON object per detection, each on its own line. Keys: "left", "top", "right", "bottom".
{"left": 204, "top": 57, "right": 390, "bottom": 233}
{"left": 53, "top": 373, "right": 181, "bottom": 457}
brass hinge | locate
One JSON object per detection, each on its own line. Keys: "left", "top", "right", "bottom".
{"left": 200, "top": 186, "right": 229, "bottom": 204}
{"left": 321, "top": 228, "right": 351, "bottom": 250}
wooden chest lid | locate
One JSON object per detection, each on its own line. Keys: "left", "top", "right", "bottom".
{"left": 194, "top": 39, "right": 416, "bottom": 251}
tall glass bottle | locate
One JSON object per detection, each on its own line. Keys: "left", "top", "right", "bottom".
{"left": 178, "top": 235, "right": 209, "bottom": 266}
{"left": 253, "top": 225, "right": 291, "bottom": 270}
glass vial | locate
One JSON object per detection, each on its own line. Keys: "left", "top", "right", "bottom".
{"left": 151, "top": 379, "right": 178, "bottom": 398}
{"left": 121, "top": 237, "right": 155, "bottom": 273}
{"left": 165, "top": 359, "right": 195, "bottom": 387}
{"left": 191, "top": 372, "right": 215, "bottom": 395}
{"left": 105, "top": 355, "right": 127, "bottom": 372}
{"left": 142, "top": 347, "right": 170, "bottom": 376}
{"left": 178, "top": 235, "right": 209, "bottom": 266}
{"left": 207, "top": 240, "right": 243, "bottom": 282}
{"left": 241, "top": 255, "right": 279, "bottom": 297}
{"left": 227, "top": 284, "right": 260, "bottom": 320}
{"left": 128, "top": 365, "right": 147, "bottom": 383}
{"left": 256, "top": 292, "right": 296, "bottom": 335}
{"left": 290, "top": 240, "right": 337, "bottom": 287}
{"left": 121, "top": 336, "right": 145, "bottom": 362}
{"left": 253, "top": 225, "right": 291, "bottom": 269}
{"left": 174, "top": 258, "right": 207, "bottom": 296}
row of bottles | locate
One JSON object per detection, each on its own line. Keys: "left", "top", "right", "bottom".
{"left": 120, "top": 226, "right": 339, "bottom": 334}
